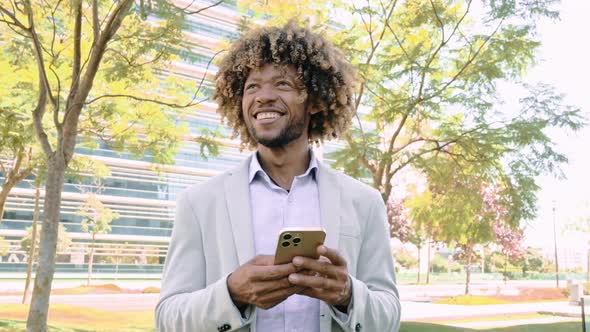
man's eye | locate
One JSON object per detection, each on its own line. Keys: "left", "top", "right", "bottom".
{"left": 245, "top": 84, "right": 258, "bottom": 91}
{"left": 277, "top": 81, "right": 292, "bottom": 87}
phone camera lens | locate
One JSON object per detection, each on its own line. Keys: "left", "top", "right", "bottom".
{"left": 293, "top": 237, "right": 301, "bottom": 244}
{"left": 283, "top": 234, "right": 292, "bottom": 240}
{"left": 281, "top": 241, "right": 290, "bottom": 247}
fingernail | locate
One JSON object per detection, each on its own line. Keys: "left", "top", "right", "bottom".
{"left": 293, "top": 257, "right": 303, "bottom": 266}
{"left": 289, "top": 274, "right": 299, "bottom": 282}
{"left": 318, "top": 246, "right": 327, "bottom": 254}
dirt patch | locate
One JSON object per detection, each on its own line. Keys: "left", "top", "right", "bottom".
{"left": 433, "top": 287, "right": 568, "bottom": 305}
{"left": 495, "top": 287, "right": 567, "bottom": 302}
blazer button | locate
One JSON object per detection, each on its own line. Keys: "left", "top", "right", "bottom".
{"left": 355, "top": 323, "right": 362, "bottom": 331}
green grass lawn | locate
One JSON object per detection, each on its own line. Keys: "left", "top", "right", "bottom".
{"left": 400, "top": 322, "right": 581, "bottom": 332}
{"left": 0, "top": 319, "right": 581, "bottom": 332}
{"left": 0, "top": 304, "right": 155, "bottom": 332}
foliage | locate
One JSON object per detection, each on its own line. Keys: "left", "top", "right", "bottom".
{"left": 323, "top": 0, "right": 585, "bottom": 209}
{"left": 387, "top": 196, "right": 427, "bottom": 246}
{"left": 76, "top": 194, "right": 118, "bottom": 236}
{"left": 0, "top": 236, "right": 8, "bottom": 256}
{"left": 393, "top": 248, "right": 418, "bottom": 270}
{"left": 20, "top": 223, "right": 71, "bottom": 254}
{"left": 431, "top": 253, "right": 462, "bottom": 273}
{"left": 0, "top": 109, "right": 43, "bottom": 220}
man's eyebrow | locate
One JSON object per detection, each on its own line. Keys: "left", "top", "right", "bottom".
{"left": 245, "top": 73, "right": 297, "bottom": 82}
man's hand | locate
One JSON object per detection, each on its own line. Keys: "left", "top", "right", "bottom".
{"left": 288, "top": 245, "right": 352, "bottom": 308}
{"left": 227, "top": 255, "right": 306, "bottom": 310}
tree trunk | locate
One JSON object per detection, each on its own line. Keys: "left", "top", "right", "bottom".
{"left": 464, "top": 246, "right": 473, "bottom": 295}
{"left": 504, "top": 253, "right": 508, "bottom": 285}
{"left": 426, "top": 241, "right": 431, "bottom": 284}
{"left": 416, "top": 246, "right": 421, "bottom": 284}
{"left": 26, "top": 156, "right": 66, "bottom": 332}
{"left": 88, "top": 234, "right": 95, "bottom": 286}
{"left": 22, "top": 187, "right": 41, "bottom": 304}
{"left": 0, "top": 182, "right": 14, "bottom": 220}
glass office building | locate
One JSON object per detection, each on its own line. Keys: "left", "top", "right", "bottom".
{"left": 0, "top": 0, "right": 345, "bottom": 276}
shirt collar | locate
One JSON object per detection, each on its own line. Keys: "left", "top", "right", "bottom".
{"left": 248, "top": 149, "right": 319, "bottom": 184}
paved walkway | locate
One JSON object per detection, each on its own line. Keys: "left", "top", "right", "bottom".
{"left": 401, "top": 300, "right": 582, "bottom": 322}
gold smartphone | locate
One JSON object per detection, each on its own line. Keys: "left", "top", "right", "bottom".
{"left": 274, "top": 227, "right": 326, "bottom": 265}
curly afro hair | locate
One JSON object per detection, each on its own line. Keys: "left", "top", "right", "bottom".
{"left": 214, "top": 21, "right": 357, "bottom": 150}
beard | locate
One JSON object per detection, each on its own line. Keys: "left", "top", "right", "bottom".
{"left": 247, "top": 112, "right": 308, "bottom": 148}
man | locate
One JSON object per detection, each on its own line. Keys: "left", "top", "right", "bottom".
{"left": 156, "top": 21, "right": 401, "bottom": 332}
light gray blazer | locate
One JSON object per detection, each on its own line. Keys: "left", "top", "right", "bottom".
{"left": 155, "top": 155, "right": 401, "bottom": 332}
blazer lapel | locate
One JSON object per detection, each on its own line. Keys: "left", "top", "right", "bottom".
{"left": 224, "top": 156, "right": 255, "bottom": 266}
{"left": 317, "top": 162, "right": 341, "bottom": 251}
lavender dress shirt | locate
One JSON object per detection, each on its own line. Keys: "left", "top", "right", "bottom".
{"left": 248, "top": 151, "right": 321, "bottom": 332}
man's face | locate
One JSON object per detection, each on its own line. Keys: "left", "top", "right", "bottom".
{"left": 241, "top": 64, "right": 311, "bottom": 148}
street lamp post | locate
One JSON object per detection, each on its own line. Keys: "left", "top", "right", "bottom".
{"left": 552, "top": 201, "right": 559, "bottom": 288}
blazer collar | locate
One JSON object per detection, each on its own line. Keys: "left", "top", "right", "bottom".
{"left": 224, "top": 155, "right": 256, "bottom": 266}
{"left": 316, "top": 161, "right": 342, "bottom": 251}
{"left": 224, "top": 154, "right": 342, "bottom": 266}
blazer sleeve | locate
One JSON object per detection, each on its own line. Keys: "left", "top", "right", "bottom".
{"left": 155, "top": 191, "right": 252, "bottom": 331}
{"left": 330, "top": 190, "right": 401, "bottom": 332}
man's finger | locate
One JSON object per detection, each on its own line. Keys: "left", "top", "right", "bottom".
{"left": 297, "top": 287, "right": 324, "bottom": 301}
{"left": 254, "top": 277, "right": 293, "bottom": 295}
{"left": 257, "top": 285, "right": 306, "bottom": 306}
{"left": 253, "top": 263, "right": 298, "bottom": 281}
{"left": 317, "top": 245, "right": 347, "bottom": 267}
{"left": 291, "top": 256, "right": 339, "bottom": 279}
{"left": 288, "top": 273, "right": 341, "bottom": 291}
{"left": 249, "top": 255, "right": 275, "bottom": 265}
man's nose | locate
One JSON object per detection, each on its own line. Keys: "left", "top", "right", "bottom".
{"left": 255, "top": 85, "right": 278, "bottom": 104}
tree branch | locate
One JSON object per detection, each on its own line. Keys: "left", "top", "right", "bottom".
{"left": 92, "top": 0, "right": 99, "bottom": 42}
{"left": 69, "top": 0, "right": 82, "bottom": 108}
{"left": 23, "top": 0, "right": 58, "bottom": 113}
{"left": 0, "top": 4, "right": 28, "bottom": 30}
{"left": 429, "top": 0, "right": 445, "bottom": 42}
{"left": 63, "top": 0, "right": 134, "bottom": 163}
{"left": 104, "top": 47, "right": 166, "bottom": 68}
{"left": 179, "top": 0, "right": 224, "bottom": 15}
{"left": 0, "top": 158, "right": 7, "bottom": 176}
{"left": 49, "top": 0, "right": 61, "bottom": 58}
{"left": 377, "top": 110, "right": 411, "bottom": 188}
{"left": 425, "top": 18, "right": 503, "bottom": 103}
{"left": 85, "top": 94, "right": 209, "bottom": 108}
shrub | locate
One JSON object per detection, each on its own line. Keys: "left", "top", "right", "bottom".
{"left": 142, "top": 287, "right": 160, "bottom": 294}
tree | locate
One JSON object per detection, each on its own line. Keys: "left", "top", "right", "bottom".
{"left": 22, "top": 185, "right": 40, "bottom": 304}
{"left": 406, "top": 154, "right": 527, "bottom": 294}
{"left": 388, "top": 195, "right": 431, "bottom": 283}
{"left": 325, "top": 0, "right": 584, "bottom": 207}
{"left": 76, "top": 193, "right": 118, "bottom": 286}
{"left": 0, "top": 1, "right": 224, "bottom": 329}
{"left": 493, "top": 218, "right": 525, "bottom": 282}
{"left": 0, "top": 110, "right": 40, "bottom": 221}
{"left": 392, "top": 247, "right": 418, "bottom": 271}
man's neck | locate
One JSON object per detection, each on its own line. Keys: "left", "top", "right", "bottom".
{"left": 256, "top": 139, "right": 311, "bottom": 191}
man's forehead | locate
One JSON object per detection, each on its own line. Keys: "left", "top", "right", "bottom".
{"left": 246, "top": 63, "right": 297, "bottom": 79}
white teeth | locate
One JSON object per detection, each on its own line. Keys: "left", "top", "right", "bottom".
{"left": 257, "top": 112, "right": 281, "bottom": 120}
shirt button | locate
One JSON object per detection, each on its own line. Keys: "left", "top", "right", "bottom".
{"left": 287, "top": 196, "right": 294, "bottom": 203}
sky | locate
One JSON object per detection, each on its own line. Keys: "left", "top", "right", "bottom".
{"left": 522, "top": 0, "right": 590, "bottom": 252}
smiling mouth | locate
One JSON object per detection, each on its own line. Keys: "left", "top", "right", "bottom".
{"left": 255, "top": 111, "right": 284, "bottom": 120}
